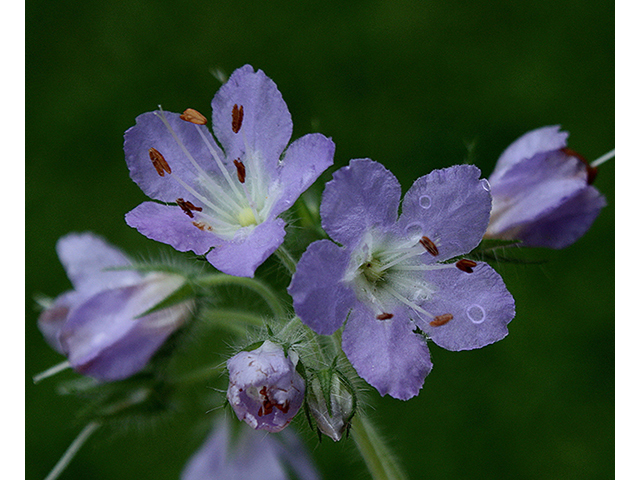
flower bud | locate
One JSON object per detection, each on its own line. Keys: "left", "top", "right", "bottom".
{"left": 37, "top": 232, "right": 195, "bottom": 382}
{"left": 306, "top": 367, "right": 357, "bottom": 441}
{"left": 226, "top": 340, "right": 305, "bottom": 433}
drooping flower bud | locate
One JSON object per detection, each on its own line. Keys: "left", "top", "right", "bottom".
{"left": 226, "top": 340, "right": 305, "bottom": 433}
{"left": 37, "top": 232, "right": 195, "bottom": 382}
{"left": 305, "top": 366, "right": 357, "bottom": 441}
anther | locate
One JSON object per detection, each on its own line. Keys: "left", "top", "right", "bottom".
{"left": 419, "top": 236, "right": 439, "bottom": 256}
{"left": 233, "top": 159, "right": 246, "bottom": 183}
{"left": 455, "top": 259, "right": 477, "bottom": 273}
{"left": 561, "top": 147, "right": 598, "bottom": 185}
{"left": 376, "top": 312, "right": 394, "bottom": 320}
{"left": 176, "top": 198, "right": 203, "bottom": 218}
{"left": 232, "top": 104, "right": 244, "bottom": 133}
{"left": 430, "top": 313, "right": 453, "bottom": 327}
{"left": 180, "top": 108, "right": 207, "bottom": 125}
{"left": 192, "top": 221, "right": 213, "bottom": 232}
{"left": 148, "top": 147, "right": 171, "bottom": 176}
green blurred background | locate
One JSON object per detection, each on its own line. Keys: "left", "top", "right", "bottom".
{"left": 26, "top": 0, "right": 614, "bottom": 478}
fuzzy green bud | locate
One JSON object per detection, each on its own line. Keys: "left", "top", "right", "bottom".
{"left": 306, "top": 366, "right": 357, "bottom": 441}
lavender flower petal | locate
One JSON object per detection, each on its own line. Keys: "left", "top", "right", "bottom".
{"left": 320, "top": 159, "right": 402, "bottom": 247}
{"left": 270, "top": 133, "right": 336, "bottom": 216}
{"left": 288, "top": 239, "right": 356, "bottom": 335}
{"left": 398, "top": 164, "right": 491, "bottom": 260}
{"left": 125, "top": 201, "right": 219, "bottom": 256}
{"left": 59, "top": 273, "right": 191, "bottom": 381}
{"left": 342, "top": 303, "right": 433, "bottom": 400}
{"left": 420, "top": 263, "right": 515, "bottom": 351}
{"left": 211, "top": 65, "right": 293, "bottom": 172}
{"left": 205, "top": 218, "right": 287, "bottom": 278}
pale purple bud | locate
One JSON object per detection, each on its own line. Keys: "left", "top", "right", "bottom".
{"left": 306, "top": 368, "right": 356, "bottom": 441}
{"left": 226, "top": 340, "right": 305, "bottom": 433}
{"left": 37, "top": 232, "right": 194, "bottom": 381}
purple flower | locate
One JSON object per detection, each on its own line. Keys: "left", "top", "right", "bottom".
{"left": 227, "top": 340, "right": 305, "bottom": 432}
{"left": 485, "top": 125, "right": 606, "bottom": 249}
{"left": 288, "top": 159, "right": 515, "bottom": 400}
{"left": 124, "top": 65, "right": 335, "bottom": 277}
{"left": 181, "top": 417, "right": 320, "bottom": 480}
{"left": 38, "top": 232, "right": 193, "bottom": 382}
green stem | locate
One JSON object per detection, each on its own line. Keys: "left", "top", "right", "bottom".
{"left": 203, "top": 308, "right": 266, "bottom": 335}
{"left": 351, "top": 414, "right": 408, "bottom": 480}
{"left": 274, "top": 245, "right": 297, "bottom": 276}
{"left": 196, "top": 274, "right": 286, "bottom": 319}
{"left": 44, "top": 421, "right": 101, "bottom": 480}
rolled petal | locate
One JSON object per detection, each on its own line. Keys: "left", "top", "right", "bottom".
{"left": 398, "top": 165, "right": 492, "bottom": 260}
{"left": 205, "top": 218, "right": 286, "bottom": 277}
{"left": 490, "top": 125, "right": 568, "bottom": 184}
{"left": 125, "top": 110, "right": 224, "bottom": 203}
{"left": 321, "top": 159, "right": 402, "bottom": 247}
{"left": 227, "top": 341, "right": 305, "bottom": 433}
{"left": 517, "top": 185, "right": 606, "bottom": 249}
{"left": 419, "top": 263, "right": 515, "bottom": 351}
{"left": 125, "top": 201, "right": 217, "bottom": 256}
{"left": 59, "top": 273, "right": 191, "bottom": 381}
{"left": 56, "top": 232, "right": 140, "bottom": 293}
{"left": 342, "top": 303, "right": 433, "bottom": 400}
{"left": 37, "top": 290, "right": 81, "bottom": 354}
{"left": 288, "top": 239, "right": 356, "bottom": 335}
{"left": 270, "top": 133, "right": 336, "bottom": 216}
{"left": 211, "top": 65, "right": 293, "bottom": 171}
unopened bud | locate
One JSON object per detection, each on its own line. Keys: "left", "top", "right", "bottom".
{"left": 306, "top": 367, "right": 356, "bottom": 441}
{"left": 227, "top": 340, "right": 305, "bottom": 433}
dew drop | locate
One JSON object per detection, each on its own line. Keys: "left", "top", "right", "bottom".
{"left": 418, "top": 195, "right": 432, "bottom": 209}
{"left": 466, "top": 304, "right": 485, "bottom": 324}
{"left": 480, "top": 179, "right": 491, "bottom": 192}
{"left": 404, "top": 222, "right": 423, "bottom": 238}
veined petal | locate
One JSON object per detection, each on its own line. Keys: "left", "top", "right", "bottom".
{"left": 490, "top": 125, "right": 568, "bottom": 184}
{"left": 420, "top": 262, "right": 514, "bottom": 351}
{"left": 270, "top": 133, "right": 335, "bottom": 216}
{"left": 517, "top": 185, "right": 606, "bottom": 249}
{"left": 321, "top": 159, "right": 402, "bottom": 247}
{"left": 288, "top": 239, "right": 356, "bottom": 335}
{"left": 487, "top": 150, "right": 592, "bottom": 237}
{"left": 56, "top": 232, "right": 140, "bottom": 293}
{"left": 342, "top": 303, "right": 432, "bottom": 400}
{"left": 398, "top": 165, "right": 491, "bottom": 260}
{"left": 211, "top": 65, "right": 293, "bottom": 170}
{"left": 59, "top": 275, "right": 192, "bottom": 381}
{"left": 125, "top": 111, "right": 224, "bottom": 203}
{"left": 205, "top": 218, "right": 286, "bottom": 278}
{"left": 125, "top": 201, "right": 217, "bottom": 256}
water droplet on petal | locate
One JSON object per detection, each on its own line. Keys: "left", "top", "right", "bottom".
{"left": 404, "top": 222, "right": 423, "bottom": 238}
{"left": 480, "top": 179, "right": 491, "bottom": 192}
{"left": 466, "top": 304, "right": 485, "bottom": 324}
{"left": 418, "top": 195, "right": 432, "bottom": 209}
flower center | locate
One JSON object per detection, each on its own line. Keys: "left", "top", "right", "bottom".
{"left": 238, "top": 206, "right": 258, "bottom": 227}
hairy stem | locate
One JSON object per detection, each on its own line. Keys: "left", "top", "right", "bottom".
{"left": 351, "top": 414, "right": 408, "bottom": 480}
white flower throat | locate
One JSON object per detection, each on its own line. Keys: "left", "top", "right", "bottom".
{"left": 148, "top": 106, "right": 278, "bottom": 240}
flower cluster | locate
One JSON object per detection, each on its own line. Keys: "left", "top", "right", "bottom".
{"left": 33, "top": 65, "right": 610, "bottom": 480}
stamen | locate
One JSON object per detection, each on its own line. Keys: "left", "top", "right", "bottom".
{"left": 385, "top": 284, "right": 433, "bottom": 319}
{"left": 430, "top": 313, "right": 453, "bottom": 327}
{"left": 590, "top": 149, "right": 615, "bottom": 168}
{"left": 233, "top": 159, "right": 246, "bottom": 183}
{"left": 176, "top": 198, "right": 203, "bottom": 218}
{"left": 376, "top": 312, "right": 394, "bottom": 320}
{"left": 180, "top": 108, "right": 207, "bottom": 125}
{"left": 561, "top": 147, "right": 598, "bottom": 185}
{"left": 455, "top": 259, "right": 477, "bottom": 273}
{"left": 232, "top": 104, "right": 244, "bottom": 133}
{"left": 192, "top": 221, "right": 214, "bottom": 232}
{"left": 148, "top": 147, "right": 172, "bottom": 176}
{"left": 419, "top": 236, "right": 439, "bottom": 256}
